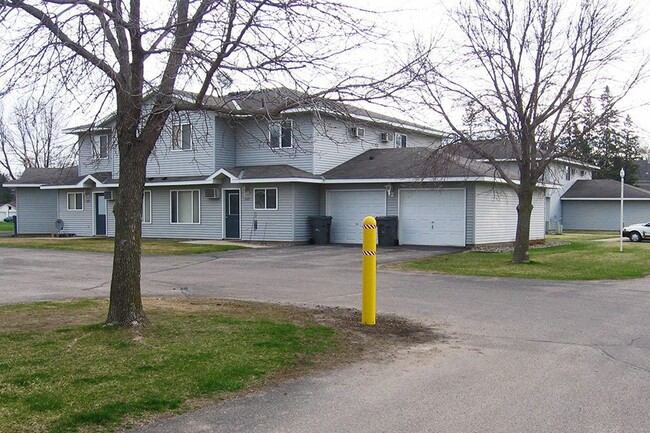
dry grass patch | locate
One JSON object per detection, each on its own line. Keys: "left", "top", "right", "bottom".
{"left": 0, "top": 298, "right": 439, "bottom": 433}
{"left": 0, "top": 238, "right": 246, "bottom": 255}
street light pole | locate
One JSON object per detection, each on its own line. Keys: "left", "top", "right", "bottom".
{"left": 620, "top": 167, "right": 625, "bottom": 253}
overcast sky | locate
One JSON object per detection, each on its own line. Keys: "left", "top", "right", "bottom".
{"left": 349, "top": 0, "right": 650, "bottom": 147}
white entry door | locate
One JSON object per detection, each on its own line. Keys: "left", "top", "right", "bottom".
{"left": 399, "top": 189, "right": 466, "bottom": 246}
{"left": 327, "top": 190, "right": 386, "bottom": 244}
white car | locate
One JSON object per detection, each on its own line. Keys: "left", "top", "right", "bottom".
{"left": 622, "top": 222, "right": 650, "bottom": 242}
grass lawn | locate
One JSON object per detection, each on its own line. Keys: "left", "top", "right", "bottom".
{"left": 396, "top": 231, "right": 650, "bottom": 280}
{"left": 0, "top": 298, "right": 434, "bottom": 433}
{"left": 0, "top": 222, "right": 14, "bottom": 232}
{"left": 0, "top": 237, "right": 246, "bottom": 255}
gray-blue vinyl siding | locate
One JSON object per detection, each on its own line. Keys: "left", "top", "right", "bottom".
{"left": 234, "top": 115, "right": 315, "bottom": 172}
{"left": 240, "top": 183, "right": 316, "bottom": 242}
{"left": 562, "top": 200, "right": 650, "bottom": 230}
{"left": 215, "top": 118, "right": 236, "bottom": 168}
{"left": 291, "top": 184, "right": 320, "bottom": 241}
{"left": 57, "top": 190, "right": 94, "bottom": 236}
{"left": 15, "top": 188, "right": 58, "bottom": 234}
{"left": 105, "top": 182, "right": 315, "bottom": 242}
{"left": 312, "top": 116, "right": 441, "bottom": 175}
{"left": 78, "top": 134, "right": 113, "bottom": 176}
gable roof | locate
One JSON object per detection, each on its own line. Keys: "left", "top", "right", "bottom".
{"left": 65, "top": 88, "right": 444, "bottom": 137}
{"left": 561, "top": 179, "right": 650, "bottom": 200}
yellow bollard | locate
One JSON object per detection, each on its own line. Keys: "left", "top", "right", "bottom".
{"left": 361, "top": 216, "right": 377, "bottom": 325}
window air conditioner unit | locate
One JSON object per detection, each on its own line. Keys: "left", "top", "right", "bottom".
{"left": 350, "top": 126, "right": 365, "bottom": 139}
{"left": 205, "top": 187, "right": 221, "bottom": 199}
{"left": 381, "top": 132, "right": 394, "bottom": 143}
{"left": 104, "top": 190, "right": 115, "bottom": 201}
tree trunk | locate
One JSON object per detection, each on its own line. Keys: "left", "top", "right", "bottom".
{"left": 105, "top": 136, "right": 149, "bottom": 327}
{"left": 513, "top": 186, "right": 534, "bottom": 264}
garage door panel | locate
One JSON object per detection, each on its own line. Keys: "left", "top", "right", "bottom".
{"left": 328, "top": 190, "right": 385, "bottom": 244}
{"left": 399, "top": 189, "right": 466, "bottom": 246}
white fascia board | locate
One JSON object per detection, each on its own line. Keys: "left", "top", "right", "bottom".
{"left": 232, "top": 177, "right": 324, "bottom": 184}
{"left": 282, "top": 107, "right": 444, "bottom": 137}
{"left": 3, "top": 183, "right": 43, "bottom": 188}
{"left": 40, "top": 174, "right": 104, "bottom": 190}
{"left": 561, "top": 197, "right": 650, "bottom": 201}
{"left": 206, "top": 168, "right": 238, "bottom": 182}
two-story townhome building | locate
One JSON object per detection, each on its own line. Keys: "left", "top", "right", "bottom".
{"left": 5, "top": 88, "right": 550, "bottom": 247}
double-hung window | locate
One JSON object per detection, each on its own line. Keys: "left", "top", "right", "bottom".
{"left": 254, "top": 188, "right": 278, "bottom": 210}
{"left": 94, "top": 135, "right": 109, "bottom": 159}
{"left": 142, "top": 190, "right": 152, "bottom": 224}
{"left": 172, "top": 124, "right": 192, "bottom": 150}
{"left": 394, "top": 133, "right": 407, "bottom": 148}
{"left": 67, "top": 192, "right": 84, "bottom": 211}
{"left": 170, "top": 190, "right": 200, "bottom": 223}
{"left": 269, "top": 120, "right": 293, "bottom": 148}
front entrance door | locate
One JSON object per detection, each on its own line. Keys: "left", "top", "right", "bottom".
{"left": 225, "top": 190, "right": 240, "bottom": 239}
{"left": 95, "top": 194, "right": 107, "bottom": 236}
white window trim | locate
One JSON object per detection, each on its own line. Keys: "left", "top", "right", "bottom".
{"left": 172, "top": 123, "right": 193, "bottom": 151}
{"left": 394, "top": 133, "right": 407, "bottom": 148}
{"left": 169, "top": 189, "right": 201, "bottom": 224}
{"left": 67, "top": 192, "right": 84, "bottom": 211}
{"left": 253, "top": 188, "right": 279, "bottom": 210}
{"left": 142, "top": 190, "right": 152, "bottom": 224}
{"left": 98, "top": 135, "right": 109, "bottom": 159}
{"left": 268, "top": 119, "right": 293, "bottom": 149}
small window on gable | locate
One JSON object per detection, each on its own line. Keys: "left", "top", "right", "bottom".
{"left": 394, "top": 133, "right": 407, "bottom": 148}
{"left": 67, "top": 192, "right": 83, "bottom": 211}
{"left": 172, "top": 124, "right": 192, "bottom": 150}
{"left": 580, "top": 169, "right": 586, "bottom": 177}
{"left": 254, "top": 188, "right": 278, "bottom": 210}
{"left": 269, "top": 120, "right": 293, "bottom": 149}
{"left": 93, "top": 135, "right": 109, "bottom": 159}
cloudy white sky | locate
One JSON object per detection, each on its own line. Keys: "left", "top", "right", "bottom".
{"left": 350, "top": 0, "right": 650, "bottom": 146}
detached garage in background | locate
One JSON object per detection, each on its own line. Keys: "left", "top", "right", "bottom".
{"left": 561, "top": 179, "right": 650, "bottom": 230}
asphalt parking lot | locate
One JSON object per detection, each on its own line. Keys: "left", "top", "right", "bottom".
{"left": 1, "top": 245, "right": 649, "bottom": 432}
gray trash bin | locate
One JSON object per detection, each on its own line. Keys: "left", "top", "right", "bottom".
{"left": 376, "top": 216, "right": 398, "bottom": 246}
{"left": 308, "top": 216, "right": 332, "bottom": 244}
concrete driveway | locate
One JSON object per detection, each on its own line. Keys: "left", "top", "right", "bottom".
{"left": 1, "top": 245, "right": 649, "bottom": 432}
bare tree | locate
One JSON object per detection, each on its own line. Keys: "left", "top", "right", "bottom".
{"left": 0, "top": 98, "right": 72, "bottom": 178}
{"left": 0, "top": 0, "right": 405, "bottom": 326}
{"left": 412, "top": 0, "right": 644, "bottom": 263}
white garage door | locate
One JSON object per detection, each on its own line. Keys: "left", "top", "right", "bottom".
{"left": 399, "top": 189, "right": 466, "bottom": 246}
{"left": 327, "top": 190, "right": 386, "bottom": 244}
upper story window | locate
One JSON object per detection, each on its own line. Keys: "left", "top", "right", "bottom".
{"left": 93, "top": 135, "right": 109, "bottom": 159}
{"left": 172, "top": 124, "right": 192, "bottom": 150}
{"left": 565, "top": 166, "right": 571, "bottom": 181}
{"left": 67, "top": 192, "right": 83, "bottom": 211}
{"left": 394, "top": 133, "right": 407, "bottom": 148}
{"left": 254, "top": 188, "right": 278, "bottom": 210}
{"left": 269, "top": 119, "right": 293, "bottom": 149}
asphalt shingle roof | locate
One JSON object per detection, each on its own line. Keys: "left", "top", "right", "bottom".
{"left": 561, "top": 179, "right": 650, "bottom": 199}
{"left": 323, "top": 148, "right": 509, "bottom": 180}
{"left": 5, "top": 167, "right": 111, "bottom": 187}
{"left": 224, "top": 165, "right": 320, "bottom": 180}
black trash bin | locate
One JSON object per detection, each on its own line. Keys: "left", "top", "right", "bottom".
{"left": 376, "top": 216, "right": 398, "bottom": 246}
{"left": 308, "top": 216, "right": 332, "bottom": 245}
